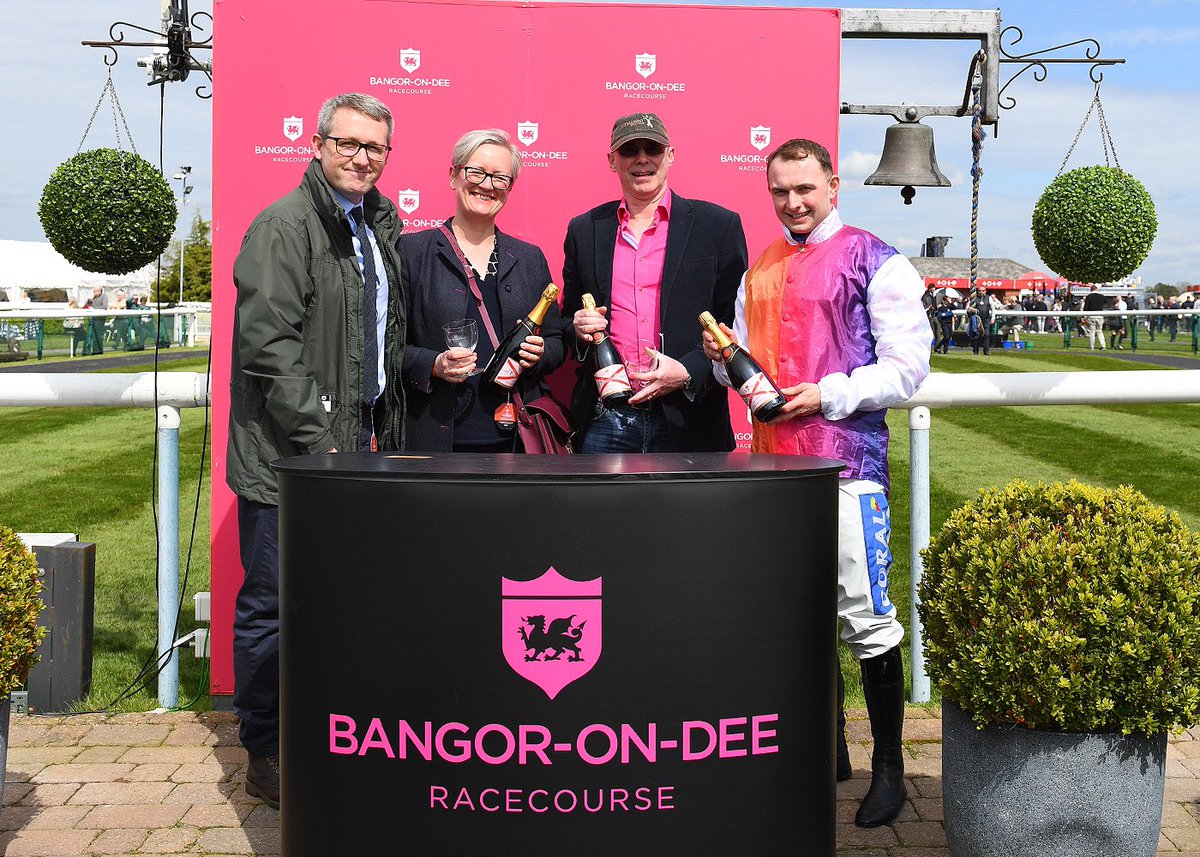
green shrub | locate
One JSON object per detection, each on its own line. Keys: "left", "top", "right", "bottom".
{"left": 0, "top": 525, "right": 45, "bottom": 698}
{"left": 918, "top": 480, "right": 1200, "bottom": 736}
{"left": 38, "top": 148, "right": 177, "bottom": 275}
{"left": 1031, "top": 166, "right": 1156, "bottom": 285}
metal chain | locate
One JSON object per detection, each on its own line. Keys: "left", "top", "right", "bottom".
{"left": 1060, "top": 88, "right": 1099, "bottom": 175}
{"left": 1058, "top": 82, "right": 1119, "bottom": 174}
{"left": 76, "top": 69, "right": 139, "bottom": 160}
{"left": 969, "top": 53, "right": 985, "bottom": 293}
{"left": 1095, "top": 88, "right": 1121, "bottom": 170}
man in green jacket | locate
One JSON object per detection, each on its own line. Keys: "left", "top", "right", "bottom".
{"left": 226, "top": 92, "right": 406, "bottom": 809}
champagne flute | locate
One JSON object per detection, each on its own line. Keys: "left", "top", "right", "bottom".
{"left": 443, "top": 319, "right": 481, "bottom": 375}
{"left": 622, "top": 338, "right": 659, "bottom": 391}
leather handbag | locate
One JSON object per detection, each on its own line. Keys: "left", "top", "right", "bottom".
{"left": 515, "top": 393, "right": 573, "bottom": 455}
{"left": 439, "top": 225, "right": 573, "bottom": 454}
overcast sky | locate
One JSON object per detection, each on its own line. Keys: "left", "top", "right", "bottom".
{"left": 2, "top": 0, "right": 1195, "bottom": 286}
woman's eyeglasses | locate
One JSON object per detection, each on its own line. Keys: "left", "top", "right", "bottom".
{"left": 458, "top": 165, "right": 514, "bottom": 191}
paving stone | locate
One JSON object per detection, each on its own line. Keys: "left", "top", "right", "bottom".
{"left": 72, "top": 746, "right": 129, "bottom": 764}
{"left": 1165, "top": 778, "right": 1200, "bottom": 803}
{"left": 163, "top": 723, "right": 221, "bottom": 747}
{"left": 904, "top": 719, "right": 944, "bottom": 741}
{"left": 140, "top": 825, "right": 201, "bottom": 853}
{"left": 31, "top": 763, "right": 136, "bottom": 784}
{"left": 1166, "top": 824, "right": 1200, "bottom": 851}
{"left": 76, "top": 804, "right": 187, "bottom": 829}
{"left": 88, "top": 827, "right": 149, "bottom": 853}
{"left": 1164, "top": 802, "right": 1198, "bottom": 827}
{"left": 118, "top": 746, "right": 212, "bottom": 766}
{"left": 243, "top": 825, "right": 281, "bottom": 854}
{"left": 40, "top": 722, "right": 98, "bottom": 746}
{"left": 22, "top": 804, "right": 92, "bottom": 829}
{"left": 69, "top": 782, "right": 177, "bottom": 806}
{"left": 129, "top": 763, "right": 182, "bottom": 782}
{"left": 163, "top": 782, "right": 236, "bottom": 805}
{"left": 8, "top": 710, "right": 1200, "bottom": 857}
{"left": 7, "top": 719, "right": 50, "bottom": 746}
{"left": 1170, "top": 756, "right": 1197, "bottom": 779}
{"left": 196, "top": 826, "right": 256, "bottom": 854}
{"left": 0, "top": 828, "right": 99, "bottom": 855}
{"left": 18, "top": 782, "right": 83, "bottom": 806}
{"left": 211, "top": 745, "right": 248, "bottom": 765}
{"left": 242, "top": 804, "right": 280, "bottom": 828}
{"left": 170, "top": 762, "right": 229, "bottom": 783}
{"left": 7, "top": 746, "right": 83, "bottom": 766}
{"left": 180, "top": 802, "right": 253, "bottom": 827}
{"left": 1, "top": 782, "right": 33, "bottom": 806}
{"left": 894, "top": 820, "right": 948, "bottom": 847}
{"left": 836, "top": 821, "right": 898, "bottom": 848}
{"left": 910, "top": 776, "right": 942, "bottom": 798}
{"left": 80, "top": 725, "right": 170, "bottom": 747}
{"left": 911, "top": 797, "right": 944, "bottom": 822}
{"left": 837, "top": 799, "right": 859, "bottom": 824}
{"left": 0, "top": 804, "right": 39, "bottom": 832}
{"left": 837, "top": 777, "right": 871, "bottom": 800}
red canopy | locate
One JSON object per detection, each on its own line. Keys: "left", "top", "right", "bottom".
{"left": 1016, "top": 271, "right": 1062, "bottom": 290}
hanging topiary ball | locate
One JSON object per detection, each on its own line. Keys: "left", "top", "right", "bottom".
{"left": 38, "top": 148, "right": 178, "bottom": 275}
{"left": 1031, "top": 165, "right": 1156, "bottom": 285}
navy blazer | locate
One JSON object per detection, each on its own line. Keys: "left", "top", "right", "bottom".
{"left": 560, "top": 191, "right": 747, "bottom": 452}
{"left": 397, "top": 221, "right": 566, "bottom": 452}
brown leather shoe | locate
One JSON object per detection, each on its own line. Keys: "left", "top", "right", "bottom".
{"left": 245, "top": 753, "right": 280, "bottom": 809}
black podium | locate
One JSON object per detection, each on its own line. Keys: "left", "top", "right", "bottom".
{"left": 274, "top": 452, "right": 842, "bottom": 856}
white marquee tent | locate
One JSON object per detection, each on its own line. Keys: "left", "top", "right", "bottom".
{"left": 0, "top": 239, "right": 156, "bottom": 304}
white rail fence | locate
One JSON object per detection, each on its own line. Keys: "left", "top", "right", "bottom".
{"left": 0, "top": 372, "right": 211, "bottom": 709}
{"left": 897, "top": 369, "right": 1200, "bottom": 702}
{"left": 2, "top": 369, "right": 1199, "bottom": 706}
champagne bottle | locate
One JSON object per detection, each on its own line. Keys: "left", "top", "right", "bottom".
{"left": 581, "top": 293, "right": 632, "bottom": 406}
{"left": 699, "top": 311, "right": 788, "bottom": 423}
{"left": 483, "top": 284, "right": 560, "bottom": 390}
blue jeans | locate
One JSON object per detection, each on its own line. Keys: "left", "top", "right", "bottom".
{"left": 234, "top": 498, "right": 280, "bottom": 758}
{"left": 580, "top": 405, "right": 675, "bottom": 454}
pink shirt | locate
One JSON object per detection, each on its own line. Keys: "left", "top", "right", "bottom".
{"left": 609, "top": 189, "right": 671, "bottom": 361}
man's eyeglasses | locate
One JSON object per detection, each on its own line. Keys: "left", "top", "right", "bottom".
{"left": 325, "top": 136, "right": 392, "bottom": 162}
{"left": 615, "top": 141, "right": 667, "bottom": 158}
{"left": 457, "top": 165, "right": 514, "bottom": 191}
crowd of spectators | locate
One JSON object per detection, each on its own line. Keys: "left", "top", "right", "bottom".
{"left": 921, "top": 287, "right": 1199, "bottom": 353}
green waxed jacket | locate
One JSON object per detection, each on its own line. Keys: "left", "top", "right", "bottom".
{"left": 226, "top": 160, "right": 406, "bottom": 505}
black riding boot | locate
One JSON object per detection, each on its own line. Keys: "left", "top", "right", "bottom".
{"left": 855, "top": 645, "right": 906, "bottom": 828}
{"left": 836, "top": 668, "right": 852, "bottom": 781}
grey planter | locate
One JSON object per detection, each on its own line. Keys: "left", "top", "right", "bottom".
{"left": 942, "top": 700, "right": 1166, "bottom": 857}
{"left": 1, "top": 698, "right": 9, "bottom": 810}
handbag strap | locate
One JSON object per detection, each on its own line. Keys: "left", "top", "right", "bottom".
{"left": 438, "top": 224, "right": 527, "bottom": 411}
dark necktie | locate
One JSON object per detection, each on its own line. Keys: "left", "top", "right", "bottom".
{"left": 350, "top": 207, "right": 380, "bottom": 405}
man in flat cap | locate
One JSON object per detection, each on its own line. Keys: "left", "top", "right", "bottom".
{"left": 562, "top": 112, "right": 748, "bottom": 453}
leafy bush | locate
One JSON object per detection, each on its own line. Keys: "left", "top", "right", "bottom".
{"left": 918, "top": 480, "right": 1200, "bottom": 736}
{"left": 1031, "top": 165, "right": 1156, "bottom": 285}
{"left": 38, "top": 148, "right": 177, "bottom": 275}
{"left": 0, "top": 525, "right": 45, "bottom": 697}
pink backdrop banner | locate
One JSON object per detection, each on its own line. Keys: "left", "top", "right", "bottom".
{"left": 211, "top": 0, "right": 841, "bottom": 697}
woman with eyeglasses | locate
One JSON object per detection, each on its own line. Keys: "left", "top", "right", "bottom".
{"left": 396, "top": 128, "right": 565, "bottom": 452}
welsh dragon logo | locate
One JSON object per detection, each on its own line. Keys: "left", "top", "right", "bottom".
{"left": 518, "top": 614, "right": 587, "bottom": 662}
{"left": 502, "top": 568, "right": 602, "bottom": 700}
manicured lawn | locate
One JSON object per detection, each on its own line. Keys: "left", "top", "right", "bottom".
{"left": 2, "top": 347, "right": 1197, "bottom": 710}
{"left": 0, "top": 355, "right": 212, "bottom": 712}
{"left": 839, "top": 346, "right": 1200, "bottom": 705}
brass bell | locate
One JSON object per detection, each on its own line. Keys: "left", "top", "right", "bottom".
{"left": 865, "top": 121, "right": 951, "bottom": 205}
